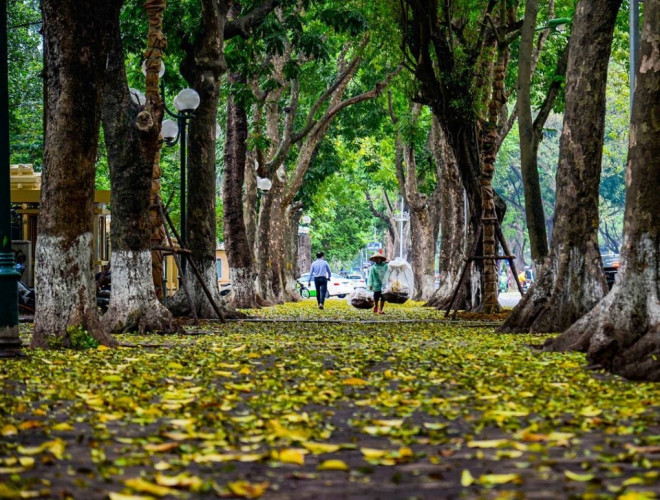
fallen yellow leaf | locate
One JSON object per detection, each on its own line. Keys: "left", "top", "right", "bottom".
{"left": 317, "top": 459, "right": 349, "bottom": 471}
{"left": 226, "top": 480, "right": 269, "bottom": 499}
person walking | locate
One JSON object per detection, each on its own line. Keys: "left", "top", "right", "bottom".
{"left": 368, "top": 250, "right": 389, "bottom": 314}
{"left": 308, "top": 251, "right": 332, "bottom": 310}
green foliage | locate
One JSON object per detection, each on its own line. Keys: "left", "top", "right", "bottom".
{"left": 7, "top": 0, "right": 43, "bottom": 167}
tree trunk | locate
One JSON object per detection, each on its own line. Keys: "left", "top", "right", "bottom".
{"left": 223, "top": 73, "right": 260, "bottom": 309}
{"left": 174, "top": 0, "right": 239, "bottom": 318}
{"left": 409, "top": 211, "right": 438, "bottom": 301}
{"left": 244, "top": 150, "right": 258, "bottom": 260}
{"left": 101, "top": 0, "right": 174, "bottom": 334}
{"left": 517, "top": 0, "right": 548, "bottom": 270}
{"left": 32, "top": 0, "right": 120, "bottom": 348}
{"left": 425, "top": 137, "right": 466, "bottom": 309}
{"left": 480, "top": 41, "right": 509, "bottom": 314}
{"left": 543, "top": 0, "right": 660, "bottom": 381}
{"left": 282, "top": 204, "right": 302, "bottom": 301}
{"left": 255, "top": 177, "right": 283, "bottom": 304}
{"left": 500, "top": 0, "right": 621, "bottom": 333}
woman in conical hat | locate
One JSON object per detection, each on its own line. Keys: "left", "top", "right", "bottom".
{"left": 368, "top": 250, "right": 388, "bottom": 314}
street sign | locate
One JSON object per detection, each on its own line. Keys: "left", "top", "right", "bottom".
{"left": 366, "top": 242, "right": 381, "bottom": 251}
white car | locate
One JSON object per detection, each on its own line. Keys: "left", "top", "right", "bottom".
{"left": 346, "top": 273, "right": 367, "bottom": 289}
{"left": 298, "top": 273, "right": 353, "bottom": 298}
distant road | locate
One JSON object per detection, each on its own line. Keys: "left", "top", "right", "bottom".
{"left": 499, "top": 291, "right": 522, "bottom": 308}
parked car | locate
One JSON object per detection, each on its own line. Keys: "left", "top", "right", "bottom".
{"left": 297, "top": 273, "right": 353, "bottom": 298}
{"left": 346, "top": 273, "right": 367, "bottom": 289}
{"left": 602, "top": 253, "right": 620, "bottom": 290}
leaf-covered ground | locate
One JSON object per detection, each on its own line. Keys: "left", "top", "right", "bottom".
{"left": 1, "top": 300, "right": 658, "bottom": 499}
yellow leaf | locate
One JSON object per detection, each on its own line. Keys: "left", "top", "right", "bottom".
{"left": 18, "top": 457, "right": 35, "bottom": 467}
{"left": 226, "top": 480, "right": 269, "bottom": 499}
{"left": 230, "top": 344, "right": 247, "bottom": 353}
{"left": 103, "top": 375, "right": 123, "bottom": 383}
{"left": 1, "top": 424, "right": 17, "bottom": 437}
{"left": 213, "top": 371, "right": 233, "bottom": 377}
{"left": 342, "top": 377, "right": 367, "bottom": 386}
{"left": 239, "top": 366, "right": 251, "bottom": 375}
{"left": 564, "top": 470, "right": 595, "bottom": 482}
{"left": 467, "top": 439, "right": 509, "bottom": 448}
{"left": 302, "top": 442, "right": 340, "bottom": 454}
{"left": 372, "top": 419, "right": 404, "bottom": 428}
{"left": 360, "top": 448, "right": 389, "bottom": 459}
{"left": 479, "top": 473, "right": 522, "bottom": 485}
{"left": 461, "top": 469, "right": 475, "bottom": 486}
{"left": 279, "top": 449, "right": 305, "bottom": 465}
{"left": 143, "top": 442, "right": 180, "bottom": 452}
{"left": 617, "top": 492, "right": 657, "bottom": 500}
{"left": 154, "top": 472, "right": 204, "bottom": 490}
{"left": 52, "top": 423, "right": 74, "bottom": 431}
{"left": 108, "top": 494, "right": 156, "bottom": 500}
{"left": 579, "top": 406, "right": 602, "bottom": 417}
{"left": 317, "top": 459, "right": 349, "bottom": 471}
{"left": 97, "top": 345, "right": 111, "bottom": 351}
{"left": 124, "top": 477, "right": 177, "bottom": 497}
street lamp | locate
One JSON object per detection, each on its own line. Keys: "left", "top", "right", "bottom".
{"left": 161, "top": 86, "right": 200, "bottom": 273}
{"left": 0, "top": 0, "right": 24, "bottom": 357}
{"left": 393, "top": 197, "right": 409, "bottom": 260}
{"left": 256, "top": 176, "right": 272, "bottom": 194}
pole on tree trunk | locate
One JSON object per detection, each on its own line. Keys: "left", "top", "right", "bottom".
{"left": 161, "top": 203, "right": 226, "bottom": 323}
{"left": 0, "top": 0, "right": 24, "bottom": 358}
{"left": 155, "top": 202, "right": 199, "bottom": 324}
{"left": 444, "top": 224, "right": 483, "bottom": 318}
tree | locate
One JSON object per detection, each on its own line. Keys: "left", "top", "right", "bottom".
{"left": 223, "top": 71, "right": 259, "bottom": 308}
{"left": 543, "top": 0, "right": 659, "bottom": 381}
{"left": 165, "top": 0, "right": 279, "bottom": 318}
{"left": 389, "top": 101, "right": 442, "bottom": 301}
{"left": 32, "top": 0, "right": 121, "bottom": 347}
{"left": 99, "top": 0, "right": 176, "bottom": 334}
{"left": 500, "top": 0, "right": 622, "bottom": 333}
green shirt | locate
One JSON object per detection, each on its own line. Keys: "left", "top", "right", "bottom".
{"left": 368, "top": 262, "right": 389, "bottom": 292}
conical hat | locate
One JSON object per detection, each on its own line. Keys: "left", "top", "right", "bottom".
{"left": 369, "top": 250, "right": 386, "bottom": 262}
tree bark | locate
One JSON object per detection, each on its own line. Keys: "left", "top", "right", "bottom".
{"left": 543, "top": 0, "right": 659, "bottom": 381}
{"left": 32, "top": 0, "right": 121, "bottom": 348}
{"left": 101, "top": 0, "right": 175, "bottom": 334}
{"left": 425, "top": 129, "right": 466, "bottom": 309}
{"left": 173, "top": 0, "right": 229, "bottom": 318}
{"left": 500, "top": 0, "right": 622, "bottom": 333}
{"left": 223, "top": 73, "right": 260, "bottom": 309}
{"left": 517, "top": 0, "right": 548, "bottom": 271}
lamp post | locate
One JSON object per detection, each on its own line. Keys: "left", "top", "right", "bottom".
{"left": 630, "top": 0, "right": 640, "bottom": 111}
{"left": 0, "top": 0, "right": 23, "bottom": 357}
{"left": 161, "top": 87, "right": 200, "bottom": 274}
{"left": 393, "top": 197, "right": 409, "bottom": 260}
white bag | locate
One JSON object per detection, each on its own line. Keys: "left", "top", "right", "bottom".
{"left": 382, "top": 258, "right": 414, "bottom": 303}
{"left": 348, "top": 287, "right": 375, "bottom": 309}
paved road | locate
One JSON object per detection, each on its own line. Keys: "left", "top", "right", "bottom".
{"left": 499, "top": 291, "right": 522, "bottom": 308}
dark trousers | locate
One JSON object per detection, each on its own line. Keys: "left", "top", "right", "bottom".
{"left": 314, "top": 277, "right": 328, "bottom": 305}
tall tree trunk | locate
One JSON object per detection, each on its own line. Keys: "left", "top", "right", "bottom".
{"left": 517, "top": 0, "right": 548, "bottom": 271}
{"left": 425, "top": 136, "right": 466, "bottom": 309}
{"left": 32, "top": 0, "right": 120, "bottom": 348}
{"left": 544, "top": 0, "right": 659, "bottom": 381}
{"left": 500, "top": 0, "right": 622, "bottom": 333}
{"left": 101, "top": 0, "right": 174, "bottom": 334}
{"left": 282, "top": 204, "right": 302, "bottom": 301}
{"left": 223, "top": 73, "right": 259, "bottom": 309}
{"left": 175, "top": 0, "right": 235, "bottom": 318}
{"left": 480, "top": 41, "right": 509, "bottom": 314}
{"left": 244, "top": 150, "right": 258, "bottom": 261}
